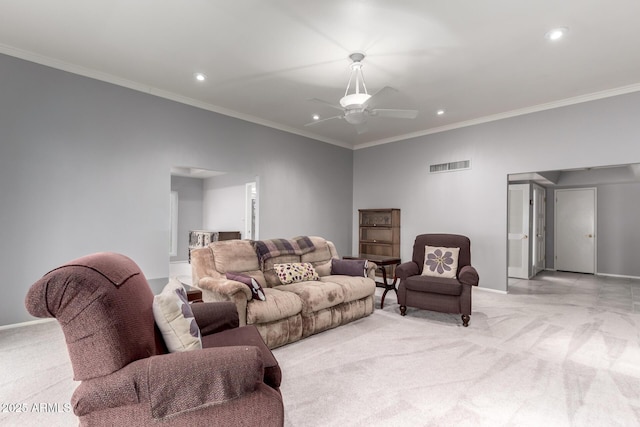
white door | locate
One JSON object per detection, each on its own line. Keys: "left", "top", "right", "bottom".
{"left": 532, "top": 184, "right": 546, "bottom": 276}
{"left": 508, "top": 184, "right": 530, "bottom": 279}
{"left": 555, "top": 188, "right": 596, "bottom": 274}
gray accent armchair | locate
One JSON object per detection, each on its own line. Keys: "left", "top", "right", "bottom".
{"left": 396, "top": 234, "right": 479, "bottom": 326}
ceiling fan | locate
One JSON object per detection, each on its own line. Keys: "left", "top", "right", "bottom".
{"left": 305, "top": 52, "right": 418, "bottom": 134}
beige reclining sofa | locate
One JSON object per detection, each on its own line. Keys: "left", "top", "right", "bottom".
{"left": 191, "top": 236, "right": 376, "bottom": 348}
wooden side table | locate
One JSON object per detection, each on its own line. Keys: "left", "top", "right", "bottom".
{"left": 343, "top": 254, "right": 401, "bottom": 309}
{"left": 177, "top": 275, "right": 203, "bottom": 303}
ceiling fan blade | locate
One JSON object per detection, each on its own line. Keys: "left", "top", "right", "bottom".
{"left": 308, "top": 98, "right": 344, "bottom": 111}
{"left": 304, "top": 115, "right": 343, "bottom": 126}
{"left": 363, "top": 86, "right": 398, "bottom": 109}
{"left": 370, "top": 108, "right": 418, "bottom": 119}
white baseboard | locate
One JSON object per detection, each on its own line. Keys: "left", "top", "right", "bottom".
{"left": 596, "top": 272, "right": 640, "bottom": 280}
{"left": 545, "top": 268, "right": 639, "bottom": 281}
{"left": 475, "top": 286, "right": 507, "bottom": 295}
{"left": 0, "top": 317, "right": 55, "bottom": 331}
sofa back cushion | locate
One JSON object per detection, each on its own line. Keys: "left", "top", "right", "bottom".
{"left": 263, "top": 237, "right": 337, "bottom": 286}
{"left": 210, "top": 240, "right": 267, "bottom": 288}
{"left": 264, "top": 254, "right": 302, "bottom": 287}
{"left": 301, "top": 236, "right": 336, "bottom": 276}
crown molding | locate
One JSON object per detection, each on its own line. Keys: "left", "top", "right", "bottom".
{"left": 0, "top": 44, "right": 352, "bottom": 150}
{"left": 3, "top": 43, "right": 640, "bottom": 153}
{"left": 354, "top": 83, "right": 640, "bottom": 150}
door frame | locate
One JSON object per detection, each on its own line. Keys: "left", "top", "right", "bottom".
{"left": 531, "top": 183, "right": 546, "bottom": 276}
{"left": 507, "top": 183, "right": 531, "bottom": 279}
{"left": 553, "top": 187, "right": 597, "bottom": 274}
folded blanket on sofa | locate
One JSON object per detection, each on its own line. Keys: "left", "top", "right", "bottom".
{"left": 253, "top": 236, "right": 316, "bottom": 265}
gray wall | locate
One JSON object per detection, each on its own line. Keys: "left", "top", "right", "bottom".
{"left": 597, "top": 182, "right": 640, "bottom": 276}
{"left": 545, "top": 182, "right": 640, "bottom": 276}
{"left": 353, "top": 92, "right": 640, "bottom": 292}
{"left": 170, "top": 176, "right": 203, "bottom": 263}
{"left": 0, "top": 53, "right": 354, "bottom": 326}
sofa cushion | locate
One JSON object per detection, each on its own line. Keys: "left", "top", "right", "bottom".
{"left": 403, "top": 275, "right": 462, "bottom": 296}
{"left": 277, "top": 281, "right": 345, "bottom": 314}
{"left": 274, "top": 262, "right": 319, "bottom": 285}
{"left": 422, "top": 246, "right": 459, "bottom": 279}
{"left": 320, "top": 275, "right": 376, "bottom": 302}
{"left": 153, "top": 279, "right": 203, "bottom": 352}
{"left": 246, "top": 288, "right": 303, "bottom": 324}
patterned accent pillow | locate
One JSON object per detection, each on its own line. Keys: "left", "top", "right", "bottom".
{"left": 422, "top": 246, "right": 460, "bottom": 279}
{"left": 226, "top": 272, "right": 266, "bottom": 301}
{"left": 274, "top": 262, "right": 319, "bottom": 285}
{"left": 152, "top": 279, "right": 202, "bottom": 352}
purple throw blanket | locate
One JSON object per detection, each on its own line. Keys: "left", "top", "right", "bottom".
{"left": 253, "top": 236, "right": 316, "bottom": 265}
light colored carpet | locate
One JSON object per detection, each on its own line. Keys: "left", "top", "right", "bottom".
{"left": 2, "top": 271, "right": 640, "bottom": 426}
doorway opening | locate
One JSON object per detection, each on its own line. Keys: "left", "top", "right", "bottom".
{"left": 507, "top": 163, "right": 640, "bottom": 292}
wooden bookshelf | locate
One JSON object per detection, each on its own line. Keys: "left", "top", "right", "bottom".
{"left": 358, "top": 209, "right": 400, "bottom": 277}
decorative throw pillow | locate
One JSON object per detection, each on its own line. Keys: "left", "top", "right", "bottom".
{"left": 226, "top": 272, "right": 266, "bottom": 301}
{"left": 152, "top": 279, "right": 202, "bottom": 352}
{"left": 422, "top": 246, "right": 460, "bottom": 279}
{"left": 274, "top": 262, "right": 319, "bottom": 285}
{"left": 331, "top": 258, "right": 368, "bottom": 277}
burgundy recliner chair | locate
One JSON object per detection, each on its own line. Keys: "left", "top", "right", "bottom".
{"left": 25, "top": 252, "right": 284, "bottom": 426}
{"left": 396, "top": 234, "right": 479, "bottom": 326}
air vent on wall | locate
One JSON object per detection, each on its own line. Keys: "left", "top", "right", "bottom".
{"left": 429, "top": 160, "right": 471, "bottom": 173}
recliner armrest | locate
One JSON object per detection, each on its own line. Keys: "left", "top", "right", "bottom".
{"left": 73, "top": 346, "right": 264, "bottom": 419}
{"left": 459, "top": 265, "right": 479, "bottom": 286}
{"left": 198, "top": 276, "right": 253, "bottom": 301}
{"left": 191, "top": 301, "right": 239, "bottom": 335}
{"left": 396, "top": 261, "right": 420, "bottom": 279}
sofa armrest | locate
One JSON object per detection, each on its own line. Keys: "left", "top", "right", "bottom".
{"left": 198, "top": 276, "right": 252, "bottom": 301}
{"left": 191, "top": 301, "right": 239, "bottom": 335}
{"left": 73, "top": 346, "right": 264, "bottom": 419}
{"left": 366, "top": 261, "right": 378, "bottom": 280}
{"left": 459, "top": 265, "right": 479, "bottom": 286}
{"left": 395, "top": 261, "right": 420, "bottom": 280}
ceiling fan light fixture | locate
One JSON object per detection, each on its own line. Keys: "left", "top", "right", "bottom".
{"left": 340, "top": 93, "right": 371, "bottom": 108}
{"left": 340, "top": 52, "right": 371, "bottom": 108}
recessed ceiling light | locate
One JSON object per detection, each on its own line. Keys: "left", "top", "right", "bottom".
{"left": 436, "top": 109, "right": 445, "bottom": 116}
{"left": 194, "top": 72, "right": 207, "bottom": 82}
{"left": 312, "top": 114, "right": 320, "bottom": 121}
{"left": 545, "top": 27, "right": 568, "bottom": 41}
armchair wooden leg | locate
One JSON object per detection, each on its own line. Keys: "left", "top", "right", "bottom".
{"left": 400, "top": 305, "right": 407, "bottom": 316}
{"left": 461, "top": 314, "right": 470, "bottom": 327}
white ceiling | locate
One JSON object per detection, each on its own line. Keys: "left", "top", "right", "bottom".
{"left": 2, "top": 0, "right": 640, "bottom": 150}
